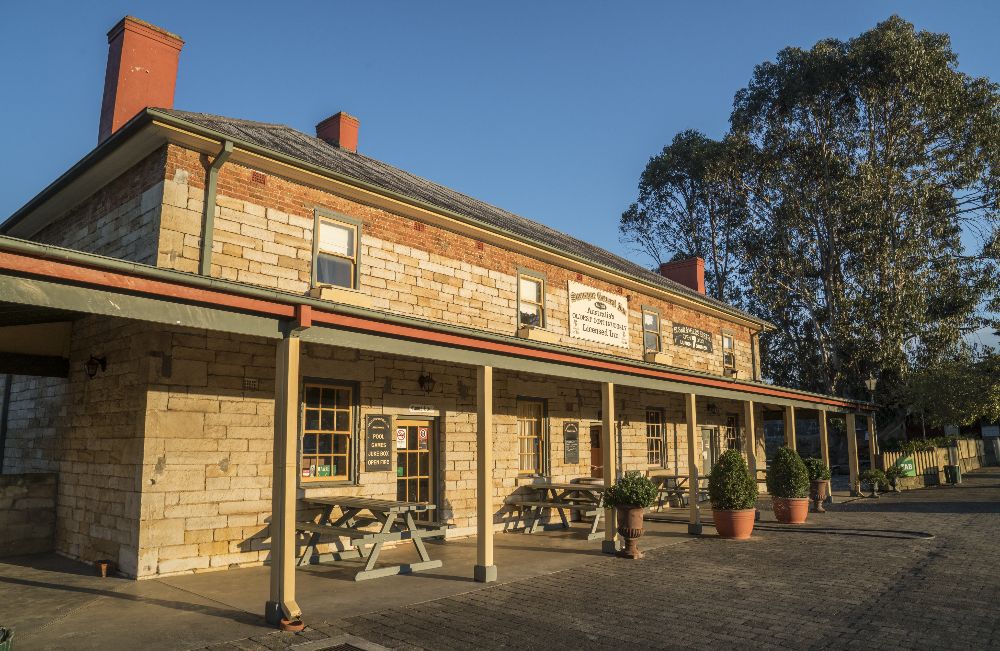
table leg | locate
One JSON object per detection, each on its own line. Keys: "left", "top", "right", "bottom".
{"left": 297, "top": 505, "right": 334, "bottom": 567}
{"left": 404, "top": 511, "right": 434, "bottom": 563}
{"left": 587, "top": 504, "right": 603, "bottom": 541}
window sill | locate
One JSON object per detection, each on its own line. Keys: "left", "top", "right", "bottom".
{"left": 299, "top": 479, "right": 356, "bottom": 493}
{"left": 516, "top": 326, "right": 560, "bottom": 344}
{"left": 515, "top": 474, "right": 551, "bottom": 486}
{"left": 643, "top": 351, "right": 669, "bottom": 364}
{"left": 308, "top": 285, "right": 373, "bottom": 308}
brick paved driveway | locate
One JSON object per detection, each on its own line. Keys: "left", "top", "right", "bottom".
{"left": 200, "top": 471, "right": 1000, "bottom": 650}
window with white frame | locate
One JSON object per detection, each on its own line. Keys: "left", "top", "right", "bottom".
{"left": 646, "top": 409, "right": 666, "bottom": 467}
{"left": 518, "top": 272, "right": 545, "bottom": 328}
{"left": 314, "top": 213, "right": 359, "bottom": 289}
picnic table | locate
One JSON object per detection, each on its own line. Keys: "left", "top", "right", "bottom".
{"left": 297, "top": 496, "right": 447, "bottom": 581}
{"left": 506, "top": 482, "right": 606, "bottom": 540}
{"left": 648, "top": 474, "right": 709, "bottom": 511}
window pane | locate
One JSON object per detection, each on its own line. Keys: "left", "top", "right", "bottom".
{"left": 643, "top": 311, "right": 658, "bottom": 329}
{"left": 319, "top": 221, "right": 354, "bottom": 257}
{"left": 305, "top": 386, "right": 321, "bottom": 406}
{"left": 519, "top": 276, "right": 541, "bottom": 303}
{"left": 316, "top": 253, "right": 353, "bottom": 288}
{"left": 320, "top": 410, "right": 334, "bottom": 430}
{"left": 304, "top": 409, "right": 319, "bottom": 431}
{"left": 644, "top": 331, "right": 660, "bottom": 352}
{"left": 318, "top": 435, "right": 331, "bottom": 454}
{"left": 519, "top": 304, "right": 542, "bottom": 327}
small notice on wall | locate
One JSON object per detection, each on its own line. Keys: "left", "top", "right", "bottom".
{"left": 418, "top": 426, "right": 429, "bottom": 450}
{"left": 672, "top": 324, "right": 713, "bottom": 352}
{"left": 567, "top": 281, "right": 629, "bottom": 348}
{"left": 365, "top": 414, "right": 393, "bottom": 472}
{"left": 563, "top": 421, "right": 580, "bottom": 464}
{"left": 396, "top": 427, "right": 408, "bottom": 449}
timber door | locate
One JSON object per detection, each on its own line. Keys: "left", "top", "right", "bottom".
{"left": 396, "top": 419, "right": 436, "bottom": 520}
{"left": 590, "top": 425, "right": 603, "bottom": 478}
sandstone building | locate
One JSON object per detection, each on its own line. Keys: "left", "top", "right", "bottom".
{"left": 0, "top": 17, "right": 875, "bottom": 623}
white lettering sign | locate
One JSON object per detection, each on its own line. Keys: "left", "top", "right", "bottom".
{"left": 567, "top": 281, "right": 629, "bottom": 348}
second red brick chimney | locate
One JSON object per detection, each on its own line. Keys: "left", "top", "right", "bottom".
{"left": 316, "top": 112, "right": 360, "bottom": 152}
{"left": 98, "top": 16, "right": 184, "bottom": 144}
{"left": 659, "top": 257, "right": 706, "bottom": 294}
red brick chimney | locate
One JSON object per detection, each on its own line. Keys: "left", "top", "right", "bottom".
{"left": 659, "top": 257, "right": 706, "bottom": 294}
{"left": 98, "top": 16, "right": 184, "bottom": 144}
{"left": 316, "top": 112, "right": 360, "bottom": 152}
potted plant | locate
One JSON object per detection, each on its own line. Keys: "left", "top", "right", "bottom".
{"left": 766, "top": 446, "right": 810, "bottom": 524}
{"left": 859, "top": 468, "right": 887, "bottom": 498}
{"left": 601, "top": 471, "right": 657, "bottom": 559}
{"left": 802, "top": 457, "right": 832, "bottom": 513}
{"left": 708, "top": 449, "right": 759, "bottom": 539}
{"left": 884, "top": 464, "right": 904, "bottom": 492}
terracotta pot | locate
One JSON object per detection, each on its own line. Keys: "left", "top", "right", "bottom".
{"left": 279, "top": 618, "right": 305, "bottom": 632}
{"left": 711, "top": 509, "right": 755, "bottom": 539}
{"left": 809, "top": 480, "right": 829, "bottom": 513}
{"left": 772, "top": 497, "right": 809, "bottom": 524}
{"left": 615, "top": 505, "right": 646, "bottom": 559}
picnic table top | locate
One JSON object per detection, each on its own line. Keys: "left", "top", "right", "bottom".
{"left": 525, "top": 482, "right": 606, "bottom": 492}
{"left": 304, "top": 496, "right": 436, "bottom": 513}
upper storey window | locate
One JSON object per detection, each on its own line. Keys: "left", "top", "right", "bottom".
{"left": 642, "top": 307, "right": 661, "bottom": 352}
{"left": 723, "top": 332, "right": 736, "bottom": 374}
{"left": 313, "top": 210, "right": 360, "bottom": 289}
{"left": 518, "top": 270, "right": 546, "bottom": 328}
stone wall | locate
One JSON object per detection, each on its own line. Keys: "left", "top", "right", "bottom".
{"left": 0, "top": 473, "right": 56, "bottom": 557}
{"left": 159, "top": 145, "right": 758, "bottom": 379}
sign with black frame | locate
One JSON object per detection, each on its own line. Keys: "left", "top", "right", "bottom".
{"left": 365, "top": 414, "right": 394, "bottom": 472}
{"left": 563, "top": 421, "right": 580, "bottom": 464}
{"left": 673, "top": 324, "right": 713, "bottom": 352}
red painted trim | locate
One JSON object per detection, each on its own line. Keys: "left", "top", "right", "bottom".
{"left": 0, "top": 249, "right": 870, "bottom": 411}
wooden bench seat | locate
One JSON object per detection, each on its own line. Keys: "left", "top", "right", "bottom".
{"left": 506, "top": 499, "right": 598, "bottom": 511}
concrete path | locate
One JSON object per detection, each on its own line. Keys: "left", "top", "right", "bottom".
{"left": 3, "top": 471, "right": 998, "bottom": 649}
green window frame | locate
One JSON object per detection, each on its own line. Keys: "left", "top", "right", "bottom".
{"left": 312, "top": 208, "right": 362, "bottom": 290}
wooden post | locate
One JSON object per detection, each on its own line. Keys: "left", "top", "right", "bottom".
{"left": 784, "top": 404, "right": 796, "bottom": 451}
{"left": 601, "top": 382, "right": 617, "bottom": 554}
{"left": 867, "top": 413, "right": 878, "bottom": 471}
{"left": 685, "top": 392, "right": 701, "bottom": 535}
{"left": 474, "top": 365, "right": 496, "bottom": 582}
{"left": 265, "top": 335, "right": 302, "bottom": 626}
{"left": 846, "top": 413, "right": 860, "bottom": 496}
{"left": 742, "top": 400, "right": 757, "bottom": 480}
{"left": 818, "top": 410, "right": 830, "bottom": 468}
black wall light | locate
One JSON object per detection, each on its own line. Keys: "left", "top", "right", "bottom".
{"left": 84, "top": 355, "right": 107, "bottom": 379}
{"left": 417, "top": 372, "right": 436, "bottom": 393}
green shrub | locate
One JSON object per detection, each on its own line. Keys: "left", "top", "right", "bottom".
{"left": 766, "top": 446, "right": 810, "bottom": 498}
{"left": 884, "top": 464, "right": 905, "bottom": 481}
{"left": 859, "top": 468, "right": 888, "bottom": 489}
{"left": 601, "top": 471, "right": 658, "bottom": 509}
{"left": 708, "top": 449, "right": 758, "bottom": 511}
{"left": 802, "top": 457, "right": 831, "bottom": 481}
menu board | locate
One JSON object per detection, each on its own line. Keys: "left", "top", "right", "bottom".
{"left": 563, "top": 421, "right": 580, "bottom": 464}
{"left": 364, "top": 414, "right": 393, "bottom": 472}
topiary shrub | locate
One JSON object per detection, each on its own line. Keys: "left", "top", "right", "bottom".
{"left": 802, "top": 457, "right": 831, "bottom": 481}
{"left": 860, "top": 468, "right": 888, "bottom": 490}
{"left": 708, "top": 449, "right": 758, "bottom": 511}
{"left": 766, "top": 446, "right": 810, "bottom": 498}
{"left": 601, "top": 471, "right": 658, "bottom": 509}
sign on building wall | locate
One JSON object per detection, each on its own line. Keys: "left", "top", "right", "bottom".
{"left": 672, "top": 324, "right": 713, "bottom": 353}
{"left": 563, "top": 421, "right": 580, "bottom": 464}
{"left": 895, "top": 455, "right": 917, "bottom": 477}
{"left": 567, "top": 281, "right": 629, "bottom": 348}
{"left": 365, "top": 414, "right": 393, "bottom": 472}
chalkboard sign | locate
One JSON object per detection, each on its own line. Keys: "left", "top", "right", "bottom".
{"left": 563, "top": 421, "right": 580, "bottom": 464}
{"left": 365, "top": 414, "right": 393, "bottom": 472}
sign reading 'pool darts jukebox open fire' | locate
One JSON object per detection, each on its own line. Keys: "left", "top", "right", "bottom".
{"left": 567, "top": 281, "right": 629, "bottom": 348}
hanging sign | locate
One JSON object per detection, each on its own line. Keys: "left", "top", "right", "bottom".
{"left": 396, "top": 427, "right": 408, "bottom": 449}
{"left": 567, "top": 281, "right": 629, "bottom": 348}
{"left": 418, "top": 426, "right": 429, "bottom": 450}
{"left": 364, "top": 414, "right": 393, "bottom": 472}
{"left": 672, "top": 324, "right": 713, "bottom": 352}
{"left": 563, "top": 421, "right": 580, "bottom": 464}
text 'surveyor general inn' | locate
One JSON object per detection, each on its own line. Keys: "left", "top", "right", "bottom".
{"left": 0, "top": 17, "right": 875, "bottom": 624}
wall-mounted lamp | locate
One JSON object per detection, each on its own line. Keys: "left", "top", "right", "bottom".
{"left": 84, "top": 355, "right": 107, "bottom": 379}
{"left": 417, "top": 372, "right": 436, "bottom": 393}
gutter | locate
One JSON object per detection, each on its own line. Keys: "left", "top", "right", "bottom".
{"left": 0, "top": 235, "right": 869, "bottom": 411}
{"left": 199, "top": 140, "right": 233, "bottom": 275}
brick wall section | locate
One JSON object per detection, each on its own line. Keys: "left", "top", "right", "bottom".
{"left": 0, "top": 473, "right": 56, "bottom": 557}
{"left": 29, "top": 148, "right": 167, "bottom": 264}
{"left": 160, "top": 145, "right": 757, "bottom": 378}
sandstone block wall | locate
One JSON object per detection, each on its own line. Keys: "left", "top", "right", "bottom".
{"left": 0, "top": 473, "right": 56, "bottom": 557}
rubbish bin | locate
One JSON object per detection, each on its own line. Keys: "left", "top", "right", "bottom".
{"left": 0, "top": 626, "right": 13, "bottom": 651}
{"left": 944, "top": 464, "right": 962, "bottom": 485}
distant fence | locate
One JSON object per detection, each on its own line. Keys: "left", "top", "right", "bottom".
{"left": 880, "top": 439, "right": 985, "bottom": 489}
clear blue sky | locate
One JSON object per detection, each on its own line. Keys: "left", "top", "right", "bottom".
{"left": 2, "top": 2, "right": 999, "bottom": 335}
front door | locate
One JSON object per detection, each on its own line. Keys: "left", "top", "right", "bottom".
{"left": 396, "top": 419, "right": 435, "bottom": 519}
{"left": 701, "top": 426, "right": 721, "bottom": 474}
{"left": 590, "top": 425, "right": 603, "bottom": 478}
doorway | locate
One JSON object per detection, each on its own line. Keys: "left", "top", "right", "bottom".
{"left": 701, "top": 426, "right": 721, "bottom": 474}
{"left": 396, "top": 418, "right": 436, "bottom": 519}
{"left": 590, "top": 425, "right": 602, "bottom": 478}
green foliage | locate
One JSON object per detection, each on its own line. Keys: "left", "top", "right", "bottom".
{"left": 860, "top": 468, "right": 888, "bottom": 490}
{"left": 708, "top": 449, "right": 759, "bottom": 511}
{"left": 802, "top": 457, "right": 831, "bottom": 481}
{"left": 620, "top": 15, "right": 1000, "bottom": 424}
{"left": 601, "top": 471, "right": 658, "bottom": 509}
{"left": 766, "top": 446, "right": 810, "bottom": 498}
{"left": 881, "top": 435, "right": 966, "bottom": 453}
{"left": 884, "top": 464, "right": 906, "bottom": 481}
